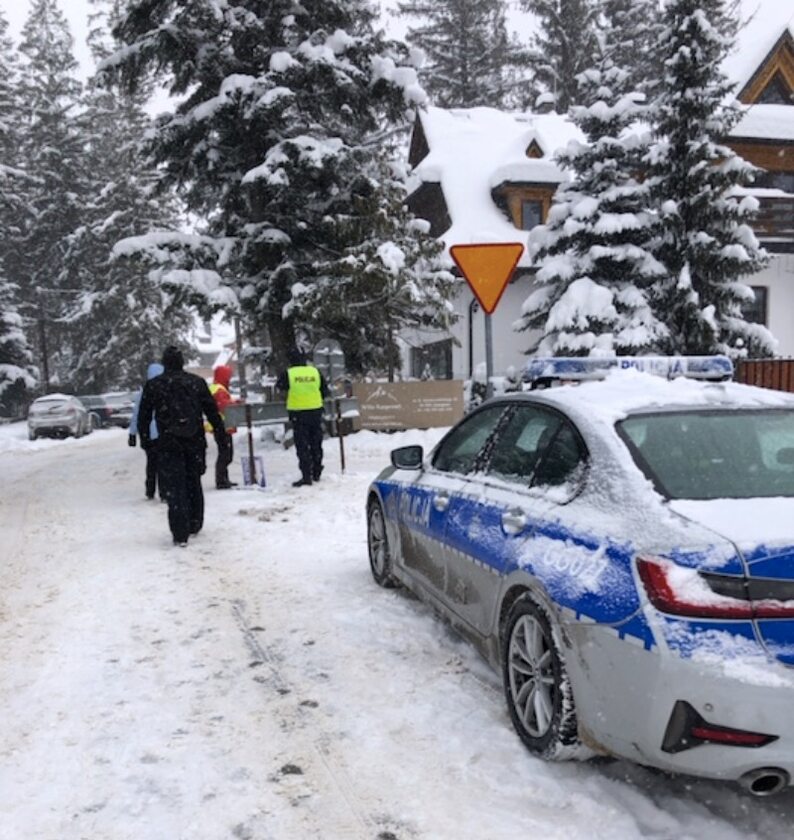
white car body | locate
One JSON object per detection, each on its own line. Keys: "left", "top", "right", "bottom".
{"left": 27, "top": 394, "right": 91, "bottom": 440}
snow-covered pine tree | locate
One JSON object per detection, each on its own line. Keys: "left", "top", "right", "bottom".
{"left": 293, "top": 153, "right": 455, "bottom": 377}
{"left": 647, "top": 0, "right": 774, "bottom": 357}
{"left": 55, "top": 0, "right": 192, "bottom": 393}
{"left": 602, "top": 0, "right": 664, "bottom": 99}
{"left": 0, "top": 269, "right": 35, "bottom": 416}
{"left": 516, "top": 22, "right": 668, "bottom": 356}
{"left": 105, "top": 0, "right": 448, "bottom": 372}
{"left": 521, "top": 0, "right": 599, "bottom": 112}
{"left": 9, "top": 0, "right": 86, "bottom": 390}
{"left": 397, "top": 0, "right": 527, "bottom": 109}
{"left": 0, "top": 10, "right": 36, "bottom": 415}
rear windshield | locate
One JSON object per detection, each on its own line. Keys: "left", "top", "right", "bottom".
{"left": 104, "top": 394, "right": 133, "bottom": 406}
{"left": 33, "top": 398, "right": 68, "bottom": 407}
{"left": 617, "top": 409, "right": 794, "bottom": 500}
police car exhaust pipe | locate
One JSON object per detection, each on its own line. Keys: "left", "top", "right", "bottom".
{"left": 738, "top": 767, "right": 789, "bottom": 797}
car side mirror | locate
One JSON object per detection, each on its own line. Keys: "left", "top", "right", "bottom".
{"left": 391, "top": 445, "right": 424, "bottom": 470}
{"left": 776, "top": 447, "right": 794, "bottom": 466}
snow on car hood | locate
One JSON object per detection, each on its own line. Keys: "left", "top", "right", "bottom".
{"left": 669, "top": 498, "right": 794, "bottom": 550}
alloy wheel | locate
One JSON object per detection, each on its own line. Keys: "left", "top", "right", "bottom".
{"left": 507, "top": 613, "right": 556, "bottom": 738}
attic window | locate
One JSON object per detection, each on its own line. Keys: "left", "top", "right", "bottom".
{"left": 521, "top": 200, "right": 543, "bottom": 230}
{"left": 525, "top": 140, "right": 544, "bottom": 159}
{"left": 756, "top": 71, "right": 793, "bottom": 105}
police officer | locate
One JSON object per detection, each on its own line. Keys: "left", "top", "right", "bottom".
{"left": 276, "top": 347, "right": 328, "bottom": 487}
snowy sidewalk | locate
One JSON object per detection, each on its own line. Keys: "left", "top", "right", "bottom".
{"left": 1, "top": 427, "right": 793, "bottom": 839}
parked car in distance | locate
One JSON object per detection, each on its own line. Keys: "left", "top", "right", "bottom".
{"left": 77, "top": 395, "right": 113, "bottom": 429}
{"left": 27, "top": 394, "right": 91, "bottom": 440}
{"left": 101, "top": 391, "right": 137, "bottom": 428}
{"left": 367, "top": 356, "right": 794, "bottom": 796}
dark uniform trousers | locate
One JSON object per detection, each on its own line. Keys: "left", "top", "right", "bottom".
{"left": 157, "top": 437, "right": 206, "bottom": 542}
{"left": 145, "top": 447, "right": 161, "bottom": 499}
{"left": 215, "top": 434, "right": 234, "bottom": 486}
{"left": 291, "top": 408, "right": 324, "bottom": 481}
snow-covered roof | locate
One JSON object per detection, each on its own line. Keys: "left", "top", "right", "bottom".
{"left": 731, "top": 103, "right": 794, "bottom": 141}
{"left": 410, "top": 107, "right": 582, "bottom": 264}
{"left": 724, "top": 1, "right": 794, "bottom": 143}
{"left": 723, "top": 0, "right": 794, "bottom": 91}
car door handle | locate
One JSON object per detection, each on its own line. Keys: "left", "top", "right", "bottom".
{"left": 433, "top": 493, "right": 450, "bottom": 512}
{"left": 501, "top": 509, "right": 527, "bottom": 535}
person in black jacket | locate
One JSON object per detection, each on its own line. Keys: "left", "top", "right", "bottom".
{"left": 138, "top": 346, "right": 228, "bottom": 547}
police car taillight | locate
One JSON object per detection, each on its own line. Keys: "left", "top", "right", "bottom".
{"left": 662, "top": 700, "right": 778, "bottom": 753}
{"left": 637, "top": 557, "right": 794, "bottom": 619}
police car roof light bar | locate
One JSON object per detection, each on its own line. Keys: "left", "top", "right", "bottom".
{"left": 523, "top": 355, "right": 734, "bottom": 384}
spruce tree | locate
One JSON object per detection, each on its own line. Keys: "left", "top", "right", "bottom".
{"left": 397, "top": 0, "right": 526, "bottom": 109}
{"left": 9, "top": 0, "right": 86, "bottom": 390}
{"left": 0, "top": 11, "right": 36, "bottom": 411}
{"left": 647, "top": 0, "right": 773, "bottom": 357}
{"left": 105, "top": 0, "right": 451, "bottom": 374}
{"left": 521, "top": 0, "right": 599, "bottom": 112}
{"left": 0, "top": 268, "right": 36, "bottom": 416}
{"left": 297, "top": 154, "right": 456, "bottom": 377}
{"left": 56, "top": 0, "right": 192, "bottom": 393}
{"left": 602, "top": 0, "right": 664, "bottom": 98}
{"left": 517, "top": 44, "right": 668, "bottom": 356}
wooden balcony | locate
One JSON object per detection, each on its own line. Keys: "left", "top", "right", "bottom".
{"left": 752, "top": 195, "right": 794, "bottom": 253}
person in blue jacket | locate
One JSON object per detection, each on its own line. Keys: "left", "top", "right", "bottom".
{"left": 129, "top": 362, "right": 165, "bottom": 500}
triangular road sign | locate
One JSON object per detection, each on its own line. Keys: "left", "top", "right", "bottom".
{"left": 449, "top": 243, "right": 525, "bottom": 314}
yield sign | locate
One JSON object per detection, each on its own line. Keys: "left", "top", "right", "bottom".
{"left": 449, "top": 242, "right": 524, "bottom": 314}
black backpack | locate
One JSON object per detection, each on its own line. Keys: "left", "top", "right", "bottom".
{"left": 162, "top": 374, "right": 202, "bottom": 438}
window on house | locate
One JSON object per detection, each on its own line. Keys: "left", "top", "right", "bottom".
{"left": 755, "top": 171, "right": 794, "bottom": 193}
{"left": 745, "top": 286, "right": 769, "bottom": 326}
{"left": 756, "top": 72, "right": 793, "bottom": 105}
{"left": 521, "top": 199, "right": 543, "bottom": 231}
{"left": 411, "top": 339, "right": 453, "bottom": 380}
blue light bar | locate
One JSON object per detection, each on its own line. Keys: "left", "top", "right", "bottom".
{"left": 523, "top": 355, "right": 734, "bottom": 383}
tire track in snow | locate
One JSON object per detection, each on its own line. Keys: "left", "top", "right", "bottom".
{"left": 231, "top": 598, "right": 409, "bottom": 840}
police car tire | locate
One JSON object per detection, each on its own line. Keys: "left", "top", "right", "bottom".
{"left": 502, "top": 596, "right": 582, "bottom": 760}
{"left": 367, "top": 499, "right": 399, "bottom": 588}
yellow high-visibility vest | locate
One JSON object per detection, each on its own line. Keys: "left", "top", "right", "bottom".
{"left": 286, "top": 365, "right": 324, "bottom": 411}
{"left": 204, "top": 382, "right": 228, "bottom": 432}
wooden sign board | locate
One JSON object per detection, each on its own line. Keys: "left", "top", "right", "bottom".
{"left": 450, "top": 242, "right": 524, "bottom": 314}
{"left": 352, "top": 381, "right": 464, "bottom": 430}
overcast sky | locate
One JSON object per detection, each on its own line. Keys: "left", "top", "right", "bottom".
{"left": 3, "top": 0, "right": 535, "bottom": 83}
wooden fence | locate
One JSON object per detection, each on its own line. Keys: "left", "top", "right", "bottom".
{"left": 735, "top": 359, "right": 794, "bottom": 393}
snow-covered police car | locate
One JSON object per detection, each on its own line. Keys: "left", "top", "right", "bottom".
{"left": 366, "top": 357, "right": 794, "bottom": 795}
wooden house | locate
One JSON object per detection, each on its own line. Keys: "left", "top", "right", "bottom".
{"left": 401, "top": 1, "right": 794, "bottom": 379}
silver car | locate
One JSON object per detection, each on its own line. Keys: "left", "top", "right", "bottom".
{"left": 27, "top": 394, "right": 91, "bottom": 440}
{"left": 366, "top": 360, "right": 794, "bottom": 796}
{"left": 101, "top": 391, "right": 136, "bottom": 428}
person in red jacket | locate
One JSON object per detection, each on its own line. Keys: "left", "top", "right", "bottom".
{"left": 206, "top": 364, "right": 239, "bottom": 489}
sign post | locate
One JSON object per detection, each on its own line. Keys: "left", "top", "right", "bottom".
{"left": 312, "top": 338, "right": 347, "bottom": 473}
{"left": 234, "top": 316, "right": 257, "bottom": 486}
{"left": 449, "top": 243, "right": 524, "bottom": 400}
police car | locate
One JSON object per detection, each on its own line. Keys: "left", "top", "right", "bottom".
{"left": 366, "top": 357, "right": 794, "bottom": 795}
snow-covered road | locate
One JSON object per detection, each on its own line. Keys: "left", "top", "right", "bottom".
{"left": 2, "top": 425, "right": 794, "bottom": 839}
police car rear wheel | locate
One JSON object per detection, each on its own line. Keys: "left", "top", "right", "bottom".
{"left": 503, "top": 596, "right": 581, "bottom": 759}
{"left": 367, "top": 500, "right": 399, "bottom": 588}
